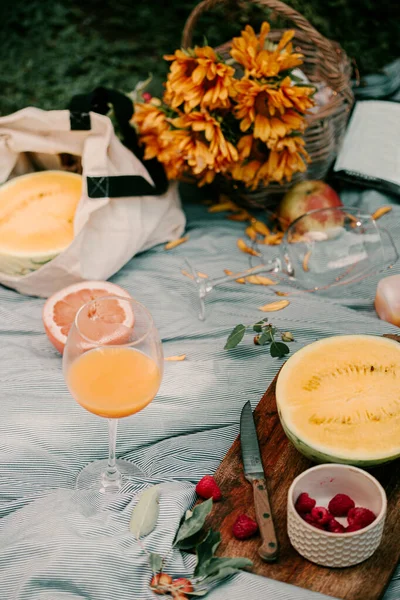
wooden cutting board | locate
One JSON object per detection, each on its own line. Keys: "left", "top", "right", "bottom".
{"left": 205, "top": 359, "right": 400, "bottom": 600}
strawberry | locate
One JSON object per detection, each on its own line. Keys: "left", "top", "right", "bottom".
{"left": 328, "top": 494, "right": 355, "bottom": 517}
{"left": 142, "top": 92, "right": 152, "bottom": 103}
{"left": 295, "top": 492, "right": 316, "bottom": 515}
{"left": 195, "top": 475, "right": 222, "bottom": 501}
{"left": 310, "top": 506, "right": 332, "bottom": 526}
{"left": 232, "top": 514, "right": 259, "bottom": 540}
{"left": 327, "top": 518, "right": 346, "bottom": 533}
{"left": 303, "top": 513, "right": 325, "bottom": 530}
{"left": 347, "top": 507, "right": 376, "bottom": 529}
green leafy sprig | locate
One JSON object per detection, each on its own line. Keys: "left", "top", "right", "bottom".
{"left": 224, "top": 318, "right": 294, "bottom": 358}
{"left": 149, "top": 498, "right": 252, "bottom": 596}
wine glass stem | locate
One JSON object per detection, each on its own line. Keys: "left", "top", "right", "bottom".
{"left": 206, "top": 260, "right": 278, "bottom": 289}
{"left": 103, "top": 418, "right": 122, "bottom": 490}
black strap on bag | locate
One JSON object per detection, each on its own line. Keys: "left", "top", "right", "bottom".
{"left": 68, "top": 87, "right": 169, "bottom": 198}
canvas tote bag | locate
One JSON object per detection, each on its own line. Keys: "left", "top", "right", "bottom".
{"left": 0, "top": 90, "right": 186, "bottom": 297}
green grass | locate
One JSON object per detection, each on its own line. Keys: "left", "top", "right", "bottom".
{"left": 1, "top": 0, "right": 399, "bottom": 115}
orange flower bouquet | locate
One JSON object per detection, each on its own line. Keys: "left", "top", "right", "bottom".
{"left": 132, "top": 22, "right": 315, "bottom": 191}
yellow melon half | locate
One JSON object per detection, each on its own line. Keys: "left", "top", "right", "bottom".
{"left": 0, "top": 170, "right": 82, "bottom": 276}
{"left": 275, "top": 335, "right": 400, "bottom": 466}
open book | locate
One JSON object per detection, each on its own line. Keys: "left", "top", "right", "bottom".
{"left": 334, "top": 100, "right": 400, "bottom": 196}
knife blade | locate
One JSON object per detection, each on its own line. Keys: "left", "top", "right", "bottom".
{"left": 240, "top": 401, "right": 279, "bottom": 562}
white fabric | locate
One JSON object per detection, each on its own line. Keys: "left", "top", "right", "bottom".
{"left": 0, "top": 107, "right": 185, "bottom": 297}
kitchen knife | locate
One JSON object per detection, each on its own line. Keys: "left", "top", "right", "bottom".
{"left": 240, "top": 400, "right": 278, "bottom": 561}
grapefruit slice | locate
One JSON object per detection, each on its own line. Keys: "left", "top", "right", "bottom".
{"left": 43, "top": 281, "right": 132, "bottom": 353}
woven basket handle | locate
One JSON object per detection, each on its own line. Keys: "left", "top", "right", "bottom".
{"left": 182, "top": 0, "right": 340, "bottom": 77}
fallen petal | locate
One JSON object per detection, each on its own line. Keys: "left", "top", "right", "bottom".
{"left": 227, "top": 210, "right": 252, "bottom": 222}
{"left": 164, "top": 354, "right": 186, "bottom": 361}
{"left": 302, "top": 250, "right": 311, "bottom": 272}
{"left": 252, "top": 220, "right": 270, "bottom": 236}
{"left": 245, "top": 275, "right": 277, "bottom": 285}
{"left": 245, "top": 225, "right": 257, "bottom": 241}
{"left": 259, "top": 300, "right": 290, "bottom": 312}
{"left": 372, "top": 206, "right": 392, "bottom": 220}
{"left": 181, "top": 269, "right": 208, "bottom": 280}
{"left": 263, "top": 233, "right": 284, "bottom": 245}
{"left": 181, "top": 269, "right": 194, "bottom": 280}
{"left": 165, "top": 236, "right": 189, "bottom": 250}
{"left": 237, "top": 238, "right": 261, "bottom": 257}
{"left": 208, "top": 201, "right": 237, "bottom": 213}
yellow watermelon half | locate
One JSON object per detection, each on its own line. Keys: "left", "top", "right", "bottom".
{"left": 0, "top": 170, "right": 82, "bottom": 276}
{"left": 275, "top": 334, "right": 400, "bottom": 466}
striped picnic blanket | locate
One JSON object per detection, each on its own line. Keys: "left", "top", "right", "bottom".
{"left": 0, "top": 185, "right": 399, "bottom": 600}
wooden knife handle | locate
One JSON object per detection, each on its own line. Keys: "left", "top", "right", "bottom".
{"left": 252, "top": 478, "right": 279, "bottom": 562}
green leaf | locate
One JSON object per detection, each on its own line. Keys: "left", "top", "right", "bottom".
{"left": 257, "top": 330, "right": 271, "bottom": 346}
{"left": 201, "top": 557, "right": 253, "bottom": 584}
{"left": 289, "top": 72, "right": 305, "bottom": 83}
{"left": 173, "top": 498, "right": 213, "bottom": 547}
{"left": 270, "top": 341, "right": 290, "bottom": 358}
{"left": 174, "top": 528, "right": 208, "bottom": 550}
{"left": 252, "top": 318, "right": 268, "bottom": 333}
{"left": 129, "top": 485, "right": 160, "bottom": 538}
{"left": 149, "top": 552, "right": 163, "bottom": 574}
{"left": 224, "top": 324, "right": 246, "bottom": 349}
{"left": 194, "top": 529, "right": 221, "bottom": 577}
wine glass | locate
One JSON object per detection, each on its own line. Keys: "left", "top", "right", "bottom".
{"left": 186, "top": 206, "right": 398, "bottom": 320}
{"left": 63, "top": 295, "right": 163, "bottom": 493}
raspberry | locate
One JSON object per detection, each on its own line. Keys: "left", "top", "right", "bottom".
{"left": 295, "top": 492, "right": 316, "bottom": 515}
{"left": 347, "top": 507, "right": 376, "bottom": 529}
{"left": 327, "top": 518, "right": 346, "bottom": 533}
{"left": 195, "top": 475, "right": 222, "bottom": 501}
{"left": 346, "top": 524, "right": 362, "bottom": 532}
{"left": 310, "top": 506, "right": 332, "bottom": 526}
{"left": 232, "top": 514, "right": 259, "bottom": 540}
{"left": 303, "top": 513, "right": 325, "bottom": 530}
{"left": 328, "top": 494, "right": 355, "bottom": 517}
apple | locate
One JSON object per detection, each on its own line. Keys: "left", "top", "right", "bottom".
{"left": 278, "top": 180, "right": 343, "bottom": 232}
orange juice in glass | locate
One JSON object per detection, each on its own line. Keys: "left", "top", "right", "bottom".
{"left": 63, "top": 296, "right": 163, "bottom": 493}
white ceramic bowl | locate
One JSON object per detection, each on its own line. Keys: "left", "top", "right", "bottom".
{"left": 287, "top": 464, "right": 387, "bottom": 567}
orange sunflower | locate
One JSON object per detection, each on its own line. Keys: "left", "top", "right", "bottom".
{"left": 163, "top": 46, "right": 235, "bottom": 113}
{"left": 234, "top": 78, "right": 308, "bottom": 142}
{"left": 264, "top": 136, "right": 309, "bottom": 183}
{"left": 230, "top": 159, "right": 265, "bottom": 189}
{"left": 155, "top": 129, "right": 195, "bottom": 181}
{"left": 132, "top": 102, "right": 170, "bottom": 160}
{"left": 280, "top": 76, "right": 315, "bottom": 113}
{"left": 230, "top": 134, "right": 309, "bottom": 189}
{"left": 167, "top": 112, "right": 239, "bottom": 185}
{"left": 230, "top": 23, "right": 303, "bottom": 79}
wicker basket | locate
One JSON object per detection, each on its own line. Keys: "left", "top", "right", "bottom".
{"left": 182, "top": 0, "right": 355, "bottom": 209}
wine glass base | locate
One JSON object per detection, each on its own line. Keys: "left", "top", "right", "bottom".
{"left": 76, "top": 459, "right": 145, "bottom": 493}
